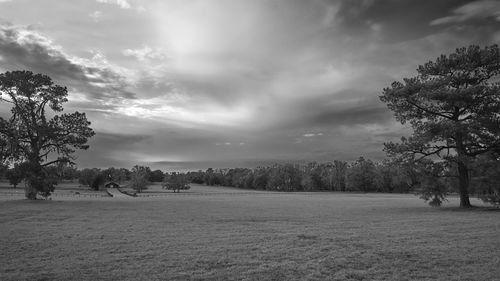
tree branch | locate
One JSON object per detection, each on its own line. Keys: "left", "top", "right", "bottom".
{"left": 406, "top": 100, "right": 454, "bottom": 120}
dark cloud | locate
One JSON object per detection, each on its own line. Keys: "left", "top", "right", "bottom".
{"left": 0, "top": 24, "right": 85, "bottom": 80}
{"left": 430, "top": 0, "right": 500, "bottom": 26}
{"left": 334, "top": 0, "right": 472, "bottom": 42}
{"left": 0, "top": 22, "right": 135, "bottom": 101}
{"left": 310, "top": 104, "right": 392, "bottom": 126}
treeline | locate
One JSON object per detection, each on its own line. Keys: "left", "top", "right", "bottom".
{"left": 185, "top": 157, "right": 414, "bottom": 193}
{"left": 0, "top": 163, "right": 195, "bottom": 194}
{"left": 183, "top": 155, "right": 499, "bottom": 206}
{"left": 1, "top": 155, "right": 498, "bottom": 205}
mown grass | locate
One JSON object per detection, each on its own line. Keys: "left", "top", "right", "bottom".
{"left": 0, "top": 186, "right": 499, "bottom": 281}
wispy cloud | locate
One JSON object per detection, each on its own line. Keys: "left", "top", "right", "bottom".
{"left": 89, "top": 10, "right": 103, "bottom": 22}
{"left": 122, "top": 46, "right": 168, "bottom": 61}
{"left": 96, "top": 0, "right": 131, "bottom": 9}
{"left": 430, "top": 0, "right": 500, "bottom": 25}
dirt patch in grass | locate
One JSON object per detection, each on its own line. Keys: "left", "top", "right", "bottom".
{"left": 0, "top": 190, "right": 498, "bottom": 280}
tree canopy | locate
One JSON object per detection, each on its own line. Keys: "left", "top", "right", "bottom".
{"left": 0, "top": 70, "right": 95, "bottom": 199}
{"left": 380, "top": 45, "right": 500, "bottom": 207}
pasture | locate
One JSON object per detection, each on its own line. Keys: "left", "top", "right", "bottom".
{"left": 0, "top": 184, "right": 499, "bottom": 281}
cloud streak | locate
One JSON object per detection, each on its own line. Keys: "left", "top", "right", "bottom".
{"left": 431, "top": 0, "right": 500, "bottom": 25}
{"left": 96, "top": 0, "right": 131, "bottom": 9}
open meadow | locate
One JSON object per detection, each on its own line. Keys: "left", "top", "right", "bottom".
{"left": 0, "top": 184, "right": 499, "bottom": 281}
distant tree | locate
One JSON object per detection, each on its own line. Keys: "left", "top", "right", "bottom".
{"left": 252, "top": 167, "right": 268, "bottom": 190}
{"left": 374, "top": 161, "right": 393, "bottom": 193}
{"left": 90, "top": 173, "right": 105, "bottom": 191}
{"left": 102, "top": 167, "right": 130, "bottom": 183}
{"left": 346, "top": 157, "right": 378, "bottom": 192}
{"left": 267, "top": 164, "right": 302, "bottom": 191}
{"left": 332, "top": 160, "right": 347, "bottom": 191}
{"left": 302, "top": 162, "right": 326, "bottom": 191}
{"left": 163, "top": 172, "right": 190, "bottom": 192}
{"left": 471, "top": 152, "right": 500, "bottom": 206}
{"left": 112, "top": 168, "right": 130, "bottom": 183}
{"left": 149, "top": 169, "right": 164, "bottom": 182}
{"left": 78, "top": 168, "right": 100, "bottom": 188}
{"left": 130, "top": 165, "right": 150, "bottom": 193}
{"left": 380, "top": 45, "right": 500, "bottom": 207}
{"left": 0, "top": 71, "right": 95, "bottom": 199}
{"left": 205, "top": 168, "right": 224, "bottom": 186}
{"left": 412, "top": 160, "right": 452, "bottom": 207}
{"left": 223, "top": 168, "right": 251, "bottom": 188}
{"left": 187, "top": 170, "right": 204, "bottom": 184}
{"left": 376, "top": 159, "right": 416, "bottom": 193}
{"left": 0, "top": 163, "right": 7, "bottom": 179}
{"left": 5, "top": 164, "right": 24, "bottom": 188}
{"left": 60, "top": 165, "right": 79, "bottom": 181}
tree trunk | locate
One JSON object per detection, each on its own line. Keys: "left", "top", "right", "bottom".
{"left": 24, "top": 181, "right": 37, "bottom": 200}
{"left": 457, "top": 161, "right": 472, "bottom": 208}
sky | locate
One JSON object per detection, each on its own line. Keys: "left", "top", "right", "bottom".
{"left": 1, "top": 0, "right": 499, "bottom": 171}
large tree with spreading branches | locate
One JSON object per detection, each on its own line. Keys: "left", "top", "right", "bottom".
{"left": 380, "top": 45, "right": 500, "bottom": 208}
{"left": 0, "top": 70, "right": 95, "bottom": 199}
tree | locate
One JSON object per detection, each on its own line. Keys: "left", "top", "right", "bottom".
{"left": 0, "top": 71, "right": 95, "bottom": 199}
{"left": 149, "top": 169, "right": 164, "bottom": 182}
{"left": 267, "top": 164, "right": 302, "bottom": 191}
{"left": 5, "top": 164, "right": 24, "bottom": 188}
{"left": 332, "top": 160, "right": 347, "bottom": 191}
{"left": 380, "top": 45, "right": 500, "bottom": 208}
{"left": 130, "top": 165, "right": 150, "bottom": 193}
{"left": 471, "top": 152, "right": 500, "bottom": 206}
{"left": 91, "top": 173, "right": 106, "bottom": 191}
{"left": 78, "top": 168, "right": 101, "bottom": 188}
{"left": 163, "top": 172, "right": 190, "bottom": 192}
{"left": 346, "top": 157, "right": 378, "bottom": 192}
{"left": 0, "top": 163, "right": 7, "bottom": 179}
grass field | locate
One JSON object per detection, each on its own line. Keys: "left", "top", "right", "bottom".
{"left": 0, "top": 184, "right": 499, "bottom": 281}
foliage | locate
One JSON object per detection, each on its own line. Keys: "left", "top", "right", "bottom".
{"left": 267, "top": 164, "right": 302, "bottom": 191}
{"left": 0, "top": 71, "right": 95, "bottom": 199}
{"left": 163, "top": 172, "right": 190, "bottom": 192}
{"left": 380, "top": 45, "right": 500, "bottom": 207}
{"left": 181, "top": 159, "right": 416, "bottom": 193}
{"left": 57, "top": 163, "right": 79, "bottom": 180}
{"left": 78, "top": 168, "right": 101, "bottom": 188}
{"left": 130, "top": 165, "right": 150, "bottom": 193}
{"left": 186, "top": 170, "right": 205, "bottom": 184}
{"left": 471, "top": 152, "right": 500, "bottom": 206}
{"left": 101, "top": 167, "right": 129, "bottom": 183}
{"left": 91, "top": 173, "right": 106, "bottom": 191}
{"left": 346, "top": 157, "right": 378, "bottom": 192}
{"left": 414, "top": 160, "right": 450, "bottom": 207}
{"left": 0, "top": 163, "right": 7, "bottom": 178}
{"left": 149, "top": 169, "right": 164, "bottom": 182}
{"left": 5, "top": 164, "right": 24, "bottom": 188}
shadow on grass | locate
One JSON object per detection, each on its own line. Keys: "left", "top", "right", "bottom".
{"left": 439, "top": 205, "right": 500, "bottom": 212}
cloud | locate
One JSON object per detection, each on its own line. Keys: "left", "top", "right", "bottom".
{"left": 89, "top": 11, "right": 103, "bottom": 22}
{"left": 96, "top": 0, "right": 131, "bottom": 9}
{"left": 122, "top": 46, "right": 168, "bottom": 61}
{"left": 303, "top": 133, "right": 323, "bottom": 138}
{"left": 0, "top": 22, "right": 135, "bottom": 102}
{"left": 430, "top": 0, "right": 500, "bottom": 25}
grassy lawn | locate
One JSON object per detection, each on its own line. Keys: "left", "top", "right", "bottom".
{"left": 0, "top": 186, "right": 499, "bottom": 281}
